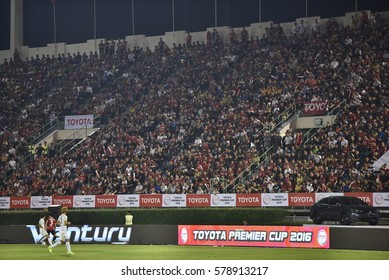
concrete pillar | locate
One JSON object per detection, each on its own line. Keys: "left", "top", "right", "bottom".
{"left": 10, "top": 0, "right": 23, "bottom": 53}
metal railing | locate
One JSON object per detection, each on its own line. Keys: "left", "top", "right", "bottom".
{"left": 24, "top": 118, "right": 60, "bottom": 145}
{"left": 225, "top": 146, "right": 274, "bottom": 193}
{"left": 2, "top": 115, "right": 101, "bottom": 183}
{"left": 222, "top": 103, "right": 298, "bottom": 193}
{"left": 56, "top": 115, "right": 101, "bottom": 156}
{"left": 302, "top": 99, "right": 347, "bottom": 145}
{"left": 224, "top": 99, "right": 348, "bottom": 193}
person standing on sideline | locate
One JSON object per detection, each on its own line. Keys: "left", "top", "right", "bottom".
{"left": 48, "top": 207, "right": 73, "bottom": 255}
{"left": 125, "top": 211, "right": 133, "bottom": 226}
{"left": 45, "top": 213, "right": 58, "bottom": 243}
{"left": 38, "top": 214, "right": 52, "bottom": 246}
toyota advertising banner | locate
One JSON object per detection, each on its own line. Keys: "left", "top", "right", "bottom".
{"left": 261, "top": 193, "right": 288, "bottom": 207}
{"left": 0, "top": 197, "right": 10, "bottom": 209}
{"left": 315, "top": 192, "right": 343, "bottom": 202}
{"left": 64, "top": 114, "right": 94, "bottom": 129}
{"left": 344, "top": 192, "right": 373, "bottom": 206}
{"left": 95, "top": 195, "right": 117, "bottom": 208}
{"left": 186, "top": 194, "right": 210, "bottom": 207}
{"left": 211, "top": 194, "right": 236, "bottom": 207}
{"left": 10, "top": 196, "right": 30, "bottom": 209}
{"left": 0, "top": 193, "right": 388, "bottom": 209}
{"left": 53, "top": 195, "right": 73, "bottom": 208}
{"left": 116, "top": 194, "right": 140, "bottom": 207}
{"left": 140, "top": 194, "right": 162, "bottom": 207}
{"left": 236, "top": 194, "right": 261, "bottom": 207}
{"left": 162, "top": 194, "right": 186, "bottom": 207}
{"left": 289, "top": 193, "right": 315, "bottom": 207}
{"left": 178, "top": 225, "right": 330, "bottom": 249}
{"left": 373, "top": 193, "right": 389, "bottom": 207}
{"left": 303, "top": 100, "right": 328, "bottom": 115}
{"left": 73, "top": 195, "right": 96, "bottom": 208}
{"left": 30, "top": 196, "right": 53, "bottom": 209}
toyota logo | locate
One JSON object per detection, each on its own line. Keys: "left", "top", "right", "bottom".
{"left": 375, "top": 194, "right": 383, "bottom": 205}
{"left": 164, "top": 196, "right": 171, "bottom": 205}
{"left": 75, "top": 197, "right": 82, "bottom": 206}
{"left": 119, "top": 196, "right": 126, "bottom": 206}
{"left": 32, "top": 198, "right": 39, "bottom": 206}
{"left": 263, "top": 195, "right": 271, "bottom": 205}
{"left": 212, "top": 195, "right": 220, "bottom": 205}
{"left": 180, "top": 227, "right": 188, "bottom": 244}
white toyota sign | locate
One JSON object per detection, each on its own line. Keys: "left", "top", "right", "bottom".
{"left": 64, "top": 115, "right": 94, "bottom": 129}
{"left": 373, "top": 193, "right": 389, "bottom": 207}
{"left": 30, "top": 196, "right": 52, "bottom": 208}
{"left": 261, "top": 193, "right": 288, "bottom": 207}
{"left": 0, "top": 197, "right": 10, "bottom": 209}
{"left": 116, "top": 194, "right": 140, "bottom": 208}
{"left": 73, "top": 195, "right": 96, "bottom": 208}
{"left": 210, "top": 194, "right": 236, "bottom": 207}
{"left": 162, "top": 194, "right": 186, "bottom": 207}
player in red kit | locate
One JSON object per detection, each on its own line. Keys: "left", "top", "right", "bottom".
{"left": 45, "top": 213, "right": 58, "bottom": 243}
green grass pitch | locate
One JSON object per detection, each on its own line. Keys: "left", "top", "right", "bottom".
{"left": 1, "top": 244, "right": 389, "bottom": 260}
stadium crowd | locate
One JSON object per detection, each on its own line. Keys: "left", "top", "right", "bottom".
{"left": 0, "top": 12, "right": 388, "bottom": 197}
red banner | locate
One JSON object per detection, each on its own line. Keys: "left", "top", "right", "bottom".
{"left": 186, "top": 194, "right": 210, "bottom": 207}
{"left": 289, "top": 193, "right": 315, "bottom": 207}
{"left": 236, "top": 194, "right": 261, "bottom": 207}
{"left": 140, "top": 194, "right": 162, "bottom": 207}
{"left": 344, "top": 192, "right": 373, "bottom": 206}
{"left": 178, "top": 225, "right": 330, "bottom": 249}
{"left": 10, "top": 196, "right": 30, "bottom": 209}
{"left": 95, "top": 195, "right": 117, "bottom": 208}
{"left": 303, "top": 100, "right": 328, "bottom": 115}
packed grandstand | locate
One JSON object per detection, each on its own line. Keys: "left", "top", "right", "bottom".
{"left": 0, "top": 11, "right": 388, "bottom": 198}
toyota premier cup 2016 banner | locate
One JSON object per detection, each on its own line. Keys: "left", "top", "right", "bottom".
{"left": 178, "top": 225, "right": 330, "bottom": 249}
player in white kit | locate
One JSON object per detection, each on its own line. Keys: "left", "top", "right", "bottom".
{"left": 38, "top": 214, "right": 52, "bottom": 246}
{"left": 48, "top": 206, "right": 74, "bottom": 255}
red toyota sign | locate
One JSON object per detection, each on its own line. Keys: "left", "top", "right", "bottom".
{"left": 10, "top": 196, "right": 30, "bottom": 209}
{"left": 139, "top": 194, "right": 162, "bottom": 207}
{"left": 303, "top": 101, "right": 328, "bottom": 115}
{"left": 95, "top": 195, "right": 117, "bottom": 208}
{"left": 344, "top": 192, "right": 373, "bottom": 206}
{"left": 186, "top": 194, "right": 210, "bottom": 207}
{"left": 289, "top": 193, "right": 315, "bottom": 207}
{"left": 52, "top": 195, "right": 73, "bottom": 208}
{"left": 236, "top": 194, "right": 261, "bottom": 207}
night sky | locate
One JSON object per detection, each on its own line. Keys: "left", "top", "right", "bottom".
{"left": 1, "top": 0, "right": 389, "bottom": 50}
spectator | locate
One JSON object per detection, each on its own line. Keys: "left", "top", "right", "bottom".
{"left": 0, "top": 14, "right": 388, "bottom": 197}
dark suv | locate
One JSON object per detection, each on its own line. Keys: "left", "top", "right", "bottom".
{"left": 310, "top": 196, "right": 380, "bottom": 225}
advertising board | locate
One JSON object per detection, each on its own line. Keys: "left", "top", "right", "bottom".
{"left": 178, "top": 225, "right": 330, "bottom": 249}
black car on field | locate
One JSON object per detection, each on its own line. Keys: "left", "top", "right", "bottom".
{"left": 310, "top": 196, "right": 380, "bottom": 225}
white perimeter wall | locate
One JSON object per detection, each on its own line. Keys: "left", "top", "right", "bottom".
{"left": 1, "top": 11, "right": 388, "bottom": 63}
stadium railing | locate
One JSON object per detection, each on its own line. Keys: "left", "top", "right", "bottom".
{"left": 224, "top": 103, "right": 298, "bottom": 193}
